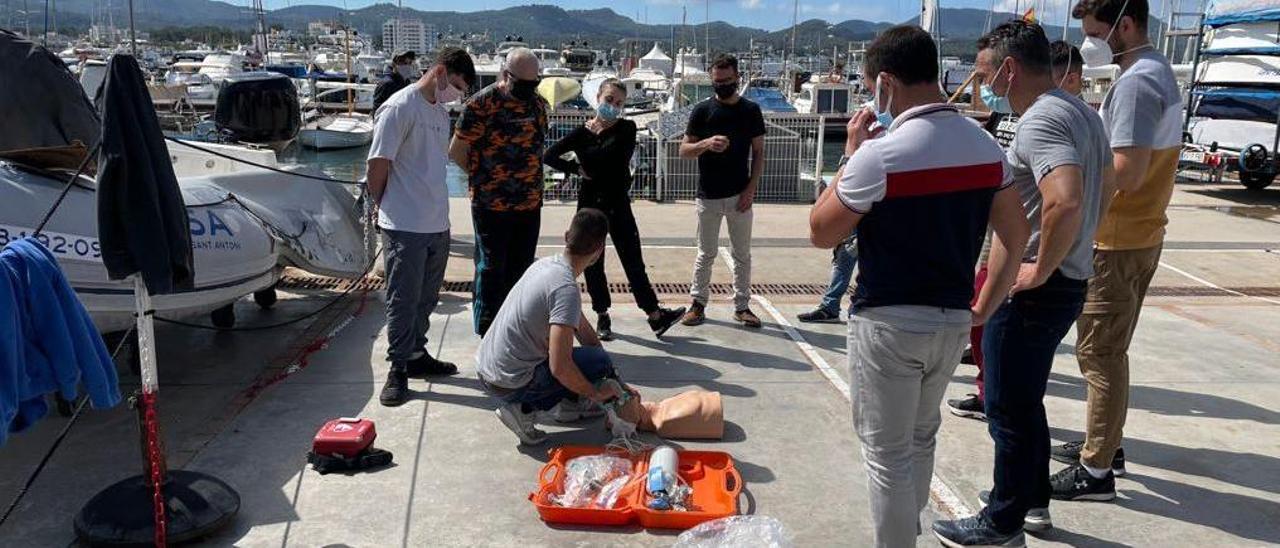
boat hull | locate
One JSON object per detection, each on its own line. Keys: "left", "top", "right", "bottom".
{"left": 1, "top": 161, "right": 280, "bottom": 333}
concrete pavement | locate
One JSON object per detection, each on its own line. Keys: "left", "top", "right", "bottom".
{"left": 0, "top": 179, "right": 1277, "bottom": 546}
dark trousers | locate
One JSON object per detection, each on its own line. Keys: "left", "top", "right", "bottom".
{"left": 579, "top": 192, "right": 659, "bottom": 315}
{"left": 497, "top": 346, "right": 616, "bottom": 411}
{"left": 471, "top": 207, "right": 541, "bottom": 336}
{"left": 981, "top": 270, "right": 1087, "bottom": 532}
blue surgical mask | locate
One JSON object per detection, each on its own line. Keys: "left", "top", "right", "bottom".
{"left": 872, "top": 78, "right": 894, "bottom": 130}
{"left": 597, "top": 103, "right": 622, "bottom": 121}
{"left": 980, "top": 61, "right": 1014, "bottom": 114}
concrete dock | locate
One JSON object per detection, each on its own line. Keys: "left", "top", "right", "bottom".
{"left": 1, "top": 180, "right": 1277, "bottom": 546}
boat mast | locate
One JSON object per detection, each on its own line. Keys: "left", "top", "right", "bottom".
{"left": 787, "top": 0, "right": 797, "bottom": 79}
{"left": 128, "top": 0, "right": 135, "bottom": 56}
{"left": 344, "top": 26, "right": 354, "bottom": 115}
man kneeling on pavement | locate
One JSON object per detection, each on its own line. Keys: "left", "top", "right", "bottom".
{"left": 476, "top": 208, "right": 624, "bottom": 444}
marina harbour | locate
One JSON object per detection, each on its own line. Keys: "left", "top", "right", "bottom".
{"left": 1, "top": 0, "right": 1279, "bottom": 547}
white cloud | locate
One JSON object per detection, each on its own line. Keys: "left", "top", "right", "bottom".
{"left": 739, "top": 0, "right": 764, "bottom": 9}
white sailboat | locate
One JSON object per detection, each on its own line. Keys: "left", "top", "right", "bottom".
{"left": 299, "top": 112, "right": 374, "bottom": 150}
{"left": 299, "top": 28, "right": 374, "bottom": 150}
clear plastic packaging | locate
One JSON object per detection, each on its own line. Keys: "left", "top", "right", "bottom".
{"left": 673, "top": 515, "right": 794, "bottom": 548}
{"left": 550, "top": 455, "right": 634, "bottom": 509}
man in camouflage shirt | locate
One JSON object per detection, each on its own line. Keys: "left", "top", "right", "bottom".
{"left": 450, "top": 48, "right": 548, "bottom": 335}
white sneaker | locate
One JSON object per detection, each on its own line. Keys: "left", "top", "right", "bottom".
{"left": 1023, "top": 507, "right": 1053, "bottom": 532}
{"left": 496, "top": 404, "right": 548, "bottom": 445}
{"left": 551, "top": 398, "right": 606, "bottom": 423}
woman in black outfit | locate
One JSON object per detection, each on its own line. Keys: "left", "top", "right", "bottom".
{"left": 543, "top": 79, "right": 685, "bottom": 340}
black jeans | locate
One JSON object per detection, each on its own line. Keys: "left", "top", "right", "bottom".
{"left": 471, "top": 206, "right": 541, "bottom": 336}
{"left": 579, "top": 191, "right": 659, "bottom": 315}
{"left": 981, "top": 270, "right": 1087, "bottom": 532}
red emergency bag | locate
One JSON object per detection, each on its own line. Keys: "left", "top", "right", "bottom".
{"left": 306, "top": 417, "right": 393, "bottom": 474}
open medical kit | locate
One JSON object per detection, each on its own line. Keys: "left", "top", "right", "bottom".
{"left": 528, "top": 445, "right": 742, "bottom": 530}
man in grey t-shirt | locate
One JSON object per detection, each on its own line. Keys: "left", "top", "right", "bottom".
{"left": 934, "top": 20, "right": 1114, "bottom": 547}
{"left": 476, "top": 209, "right": 623, "bottom": 445}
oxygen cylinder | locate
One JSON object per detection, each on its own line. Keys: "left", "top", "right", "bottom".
{"left": 646, "top": 445, "right": 678, "bottom": 496}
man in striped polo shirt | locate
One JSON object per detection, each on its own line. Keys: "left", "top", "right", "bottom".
{"left": 809, "top": 25, "right": 1030, "bottom": 548}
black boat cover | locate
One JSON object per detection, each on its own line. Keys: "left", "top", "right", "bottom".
{"left": 0, "top": 29, "right": 100, "bottom": 153}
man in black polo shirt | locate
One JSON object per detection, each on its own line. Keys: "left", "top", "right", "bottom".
{"left": 373, "top": 50, "right": 417, "bottom": 114}
{"left": 678, "top": 54, "right": 767, "bottom": 328}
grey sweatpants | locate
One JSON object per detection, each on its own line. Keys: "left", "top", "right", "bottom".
{"left": 690, "top": 194, "right": 753, "bottom": 310}
{"left": 848, "top": 305, "right": 970, "bottom": 548}
{"left": 383, "top": 228, "right": 450, "bottom": 366}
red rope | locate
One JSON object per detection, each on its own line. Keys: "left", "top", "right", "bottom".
{"left": 240, "top": 286, "right": 373, "bottom": 401}
{"left": 139, "top": 391, "right": 167, "bottom": 547}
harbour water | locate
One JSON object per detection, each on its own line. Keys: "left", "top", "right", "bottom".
{"left": 276, "top": 139, "right": 848, "bottom": 198}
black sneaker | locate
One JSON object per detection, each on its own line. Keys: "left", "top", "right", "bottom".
{"left": 648, "top": 306, "right": 686, "bottom": 338}
{"left": 796, "top": 307, "right": 841, "bottom": 323}
{"left": 977, "top": 491, "right": 1053, "bottom": 532}
{"left": 596, "top": 313, "right": 614, "bottom": 341}
{"left": 960, "top": 345, "right": 976, "bottom": 365}
{"left": 1050, "top": 463, "right": 1116, "bottom": 501}
{"left": 404, "top": 353, "right": 458, "bottom": 378}
{"left": 379, "top": 369, "right": 409, "bottom": 407}
{"left": 946, "top": 394, "right": 986, "bottom": 421}
{"left": 1050, "top": 441, "right": 1126, "bottom": 477}
{"left": 932, "top": 514, "right": 1026, "bottom": 547}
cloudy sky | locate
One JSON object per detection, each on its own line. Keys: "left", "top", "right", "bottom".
{"left": 259, "top": 0, "right": 1119, "bottom": 31}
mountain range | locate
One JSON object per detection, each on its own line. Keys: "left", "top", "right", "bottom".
{"left": 14, "top": 1, "right": 1093, "bottom": 58}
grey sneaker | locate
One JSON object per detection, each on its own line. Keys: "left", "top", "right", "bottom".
{"left": 550, "top": 397, "right": 606, "bottom": 423}
{"left": 932, "top": 514, "right": 1026, "bottom": 547}
{"left": 496, "top": 403, "right": 548, "bottom": 445}
{"left": 978, "top": 491, "right": 1053, "bottom": 532}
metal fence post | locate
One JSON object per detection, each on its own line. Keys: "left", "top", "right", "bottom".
{"left": 656, "top": 115, "right": 666, "bottom": 202}
{"left": 815, "top": 115, "right": 826, "bottom": 186}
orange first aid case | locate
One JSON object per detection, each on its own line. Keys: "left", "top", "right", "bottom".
{"left": 528, "top": 445, "right": 743, "bottom": 530}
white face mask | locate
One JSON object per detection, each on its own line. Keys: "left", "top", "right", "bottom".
{"left": 436, "top": 79, "right": 462, "bottom": 103}
{"left": 1079, "top": 0, "right": 1149, "bottom": 67}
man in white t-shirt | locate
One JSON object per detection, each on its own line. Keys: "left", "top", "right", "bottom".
{"left": 367, "top": 47, "right": 475, "bottom": 407}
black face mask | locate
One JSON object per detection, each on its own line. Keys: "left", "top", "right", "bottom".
{"left": 713, "top": 80, "right": 738, "bottom": 99}
{"left": 510, "top": 77, "right": 540, "bottom": 101}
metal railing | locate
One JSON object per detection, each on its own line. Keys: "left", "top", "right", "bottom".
{"left": 540, "top": 111, "right": 828, "bottom": 204}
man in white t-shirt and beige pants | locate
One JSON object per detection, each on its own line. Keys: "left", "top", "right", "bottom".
{"left": 366, "top": 48, "right": 476, "bottom": 407}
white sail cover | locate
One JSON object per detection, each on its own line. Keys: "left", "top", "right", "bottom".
{"left": 1196, "top": 54, "right": 1280, "bottom": 85}
{"left": 1206, "top": 0, "right": 1280, "bottom": 25}
{"left": 1204, "top": 21, "right": 1280, "bottom": 54}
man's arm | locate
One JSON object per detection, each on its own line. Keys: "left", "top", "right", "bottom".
{"left": 448, "top": 137, "right": 471, "bottom": 169}
{"left": 973, "top": 188, "right": 1030, "bottom": 325}
{"left": 1099, "top": 162, "right": 1117, "bottom": 216}
{"left": 809, "top": 161, "right": 863, "bottom": 248}
{"left": 574, "top": 314, "right": 602, "bottom": 347}
{"left": 366, "top": 158, "right": 391, "bottom": 204}
{"left": 548, "top": 324, "right": 615, "bottom": 402}
{"left": 1112, "top": 146, "right": 1152, "bottom": 193}
{"left": 1012, "top": 165, "right": 1084, "bottom": 292}
{"left": 738, "top": 135, "right": 765, "bottom": 212}
{"left": 679, "top": 134, "right": 716, "bottom": 159}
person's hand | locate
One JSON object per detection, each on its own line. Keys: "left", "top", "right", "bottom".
{"left": 845, "top": 107, "right": 882, "bottom": 156}
{"left": 589, "top": 381, "right": 622, "bottom": 404}
{"left": 1010, "top": 263, "right": 1050, "bottom": 294}
{"left": 578, "top": 166, "right": 591, "bottom": 180}
{"left": 706, "top": 135, "right": 730, "bottom": 153}
{"left": 970, "top": 304, "right": 991, "bottom": 327}
{"left": 736, "top": 188, "right": 755, "bottom": 212}
{"left": 585, "top": 118, "right": 602, "bottom": 133}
